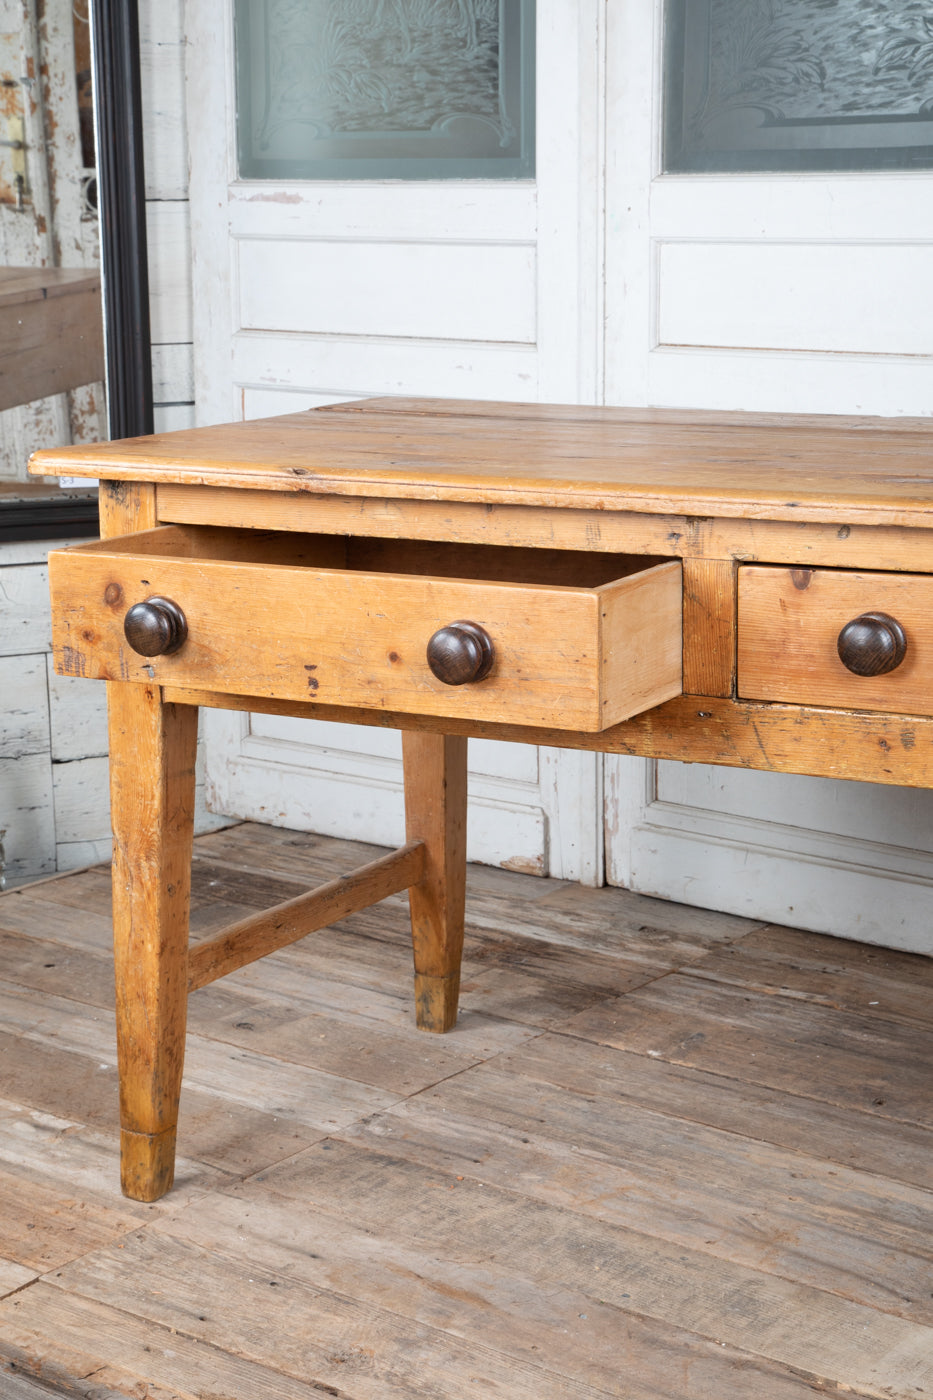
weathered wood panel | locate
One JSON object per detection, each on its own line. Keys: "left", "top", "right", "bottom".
{"left": 30, "top": 398, "right": 933, "bottom": 529}
{"left": 50, "top": 755, "right": 110, "bottom": 848}
{"left": 167, "top": 686, "right": 933, "bottom": 790}
{"left": 153, "top": 403, "right": 195, "bottom": 433}
{"left": 0, "top": 824, "right": 930, "bottom": 1399}
{"left": 155, "top": 483, "right": 933, "bottom": 571}
{"left": 682, "top": 557, "right": 735, "bottom": 696}
{"left": 146, "top": 201, "right": 192, "bottom": 345}
{"left": 0, "top": 752, "right": 55, "bottom": 885}
{"left": 337, "top": 1076, "right": 933, "bottom": 1321}
{"left": 232, "top": 1138, "right": 933, "bottom": 1396}
{"left": 150, "top": 342, "right": 193, "bottom": 404}
{"left": 149, "top": 1191, "right": 856, "bottom": 1400}
{"left": 139, "top": 0, "right": 188, "bottom": 202}
{"left": 46, "top": 658, "right": 109, "bottom": 762}
{"left": 0, "top": 656, "right": 48, "bottom": 759}
{"left": 0, "top": 1286, "right": 351, "bottom": 1400}
{"left": 684, "top": 923, "right": 933, "bottom": 1027}
{"left": 0, "top": 1033, "right": 323, "bottom": 1182}
{"left": 0, "top": 1262, "right": 36, "bottom": 1299}
{"left": 0, "top": 269, "right": 103, "bottom": 412}
{"left": 492, "top": 1031, "right": 933, "bottom": 1189}
{"left": 0, "top": 564, "right": 51, "bottom": 656}
{"left": 563, "top": 975, "right": 933, "bottom": 1127}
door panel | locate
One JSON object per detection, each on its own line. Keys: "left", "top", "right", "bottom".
{"left": 604, "top": 0, "right": 933, "bottom": 953}
{"left": 607, "top": 755, "right": 933, "bottom": 954}
{"left": 237, "top": 239, "right": 537, "bottom": 342}
{"left": 205, "top": 711, "right": 551, "bottom": 876}
{"left": 658, "top": 241, "right": 933, "bottom": 356}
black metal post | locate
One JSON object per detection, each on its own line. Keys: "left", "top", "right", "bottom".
{"left": 90, "top": 0, "right": 154, "bottom": 440}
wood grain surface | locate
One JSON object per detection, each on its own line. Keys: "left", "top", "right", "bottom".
{"left": 48, "top": 530, "right": 682, "bottom": 731}
{"left": 107, "top": 684, "right": 198, "bottom": 1201}
{"left": 402, "top": 733, "right": 468, "bottom": 1033}
{"left": 682, "top": 558, "right": 735, "bottom": 696}
{"left": 187, "top": 841, "right": 425, "bottom": 990}
{"left": 739, "top": 564, "right": 933, "bottom": 715}
{"left": 154, "top": 483, "right": 933, "bottom": 571}
{"left": 0, "top": 267, "right": 103, "bottom": 412}
{"left": 28, "top": 397, "right": 933, "bottom": 527}
{"left": 165, "top": 685, "right": 933, "bottom": 789}
{"left": 0, "top": 822, "right": 930, "bottom": 1398}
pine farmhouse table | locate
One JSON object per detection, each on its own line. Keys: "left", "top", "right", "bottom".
{"left": 31, "top": 397, "right": 933, "bottom": 1200}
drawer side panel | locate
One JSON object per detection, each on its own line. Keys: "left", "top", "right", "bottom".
{"left": 600, "top": 560, "right": 683, "bottom": 725}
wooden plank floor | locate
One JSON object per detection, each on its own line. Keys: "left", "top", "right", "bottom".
{"left": 0, "top": 821, "right": 930, "bottom": 1400}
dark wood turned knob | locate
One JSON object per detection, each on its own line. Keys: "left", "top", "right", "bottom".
{"left": 123, "top": 596, "right": 188, "bottom": 656}
{"left": 837, "top": 611, "right": 907, "bottom": 677}
{"left": 426, "top": 620, "right": 494, "bottom": 685}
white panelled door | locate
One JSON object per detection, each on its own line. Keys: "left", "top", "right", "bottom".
{"left": 604, "top": 1, "right": 933, "bottom": 954}
{"left": 185, "top": 1, "right": 605, "bottom": 881}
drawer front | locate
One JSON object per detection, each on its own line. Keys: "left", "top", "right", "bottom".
{"left": 738, "top": 565, "right": 933, "bottom": 715}
{"left": 49, "top": 533, "right": 683, "bottom": 732}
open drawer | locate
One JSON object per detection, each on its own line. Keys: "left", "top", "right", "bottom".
{"left": 48, "top": 526, "right": 683, "bottom": 732}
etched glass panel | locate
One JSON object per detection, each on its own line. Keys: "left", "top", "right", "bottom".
{"left": 664, "top": 0, "right": 933, "bottom": 171}
{"left": 235, "top": 0, "right": 534, "bottom": 179}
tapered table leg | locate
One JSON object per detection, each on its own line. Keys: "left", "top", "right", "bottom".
{"left": 108, "top": 683, "right": 198, "bottom": 1201}
{"left": 402, "top": 732, "right": 468, "bottom": 1033}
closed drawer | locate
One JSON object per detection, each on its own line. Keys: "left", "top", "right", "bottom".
{"left": 48, "top": 525, "right": 683, "bottom": 732}
{"left": 738, "top": 565, "right": 933, "bottom": 715}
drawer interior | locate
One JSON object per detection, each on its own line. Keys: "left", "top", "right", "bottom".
{"left": 52, "top": 524, "right": 684, "bottom": 730}
{"left": 89, "top": 523, "right": 670, "bottom": 591}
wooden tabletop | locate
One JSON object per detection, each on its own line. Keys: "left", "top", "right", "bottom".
{"left": 28, "top": 396, "right": 933, "bottom": 527}
{"left": 0, "top": 266, "right": 104, "bottom": 414}
{"left": 0, "top": 265, "right": 101, "bottom": 306}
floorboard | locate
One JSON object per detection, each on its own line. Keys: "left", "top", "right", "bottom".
{"left": 0, "top": 820, "right": 929, "bottom": 1400}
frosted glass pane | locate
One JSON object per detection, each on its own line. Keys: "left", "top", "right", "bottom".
{"left": 235, "top": 0, "right": 534, "bottom": 179}
{"left": 664, "top": 0, "right": 933, "bottom": 172}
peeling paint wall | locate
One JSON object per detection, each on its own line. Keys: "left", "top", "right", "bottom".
{"left": 0, "top": 0, "right": 205, "bottom": 881}
{"left": 0, "top": 532, "right": 224, "bottom": 884}
{"left": 0, "top": 0, "right": 105, "bottom": 479}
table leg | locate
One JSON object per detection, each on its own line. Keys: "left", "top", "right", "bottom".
{"left": 402, "top": 732, "right": 468, "bottom": 1033}
{"left": 108, "top": 683, "right": 198, "bottom": 1201}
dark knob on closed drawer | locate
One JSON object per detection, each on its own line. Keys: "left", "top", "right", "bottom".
{"left": 837, "top": 611, "right": 907, "bottom": 677}
{"left": 124, "top": 596, "right": 188, "bottom": 656}
{"left": 427, "top": 620, "right": 494, "bottom": 686}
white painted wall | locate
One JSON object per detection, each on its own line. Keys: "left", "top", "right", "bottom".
{"left": 0, "top": 531, "right": 223, "bottom": 887}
